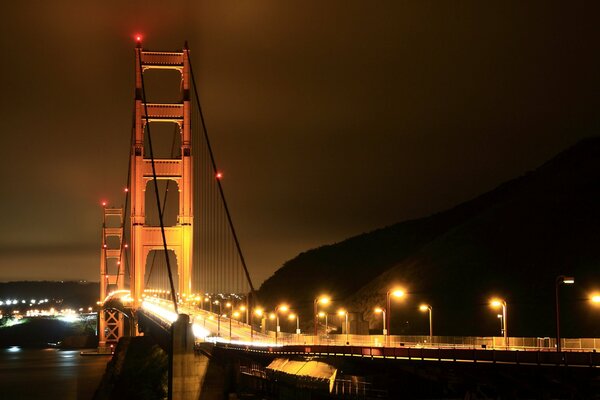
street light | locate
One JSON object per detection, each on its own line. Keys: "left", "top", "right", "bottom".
{"left": 318, "top": 311, "right": 328, "bottom": 337}
{"left": 337, "top": 309, "right": 349, "bottom": 344}
{"left": 374, "top": 307, "right": 387, "bottom": 336}
{"left": 386, "top": 288, "right": 405, "bottom": 335}
{"left": 251, "top": 308, "right": 264, "bottom": 342}
{"left": 591, "top": 294, "right": 600, "bottom": 304}
{"left": 314, "top": 296, "right": 330, "bottom": 336}
{"left": 490, "top": 298, "right": 508, "bottom": 347}
{"left": 555, "top": 275, "right": 574, "bottom": 352}
{"left": 419, "top": 304, "right": 433, "bottom": 344}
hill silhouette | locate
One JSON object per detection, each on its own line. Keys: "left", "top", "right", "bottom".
{"left": 257, "top": 137, "right": 600, "bottom": 338}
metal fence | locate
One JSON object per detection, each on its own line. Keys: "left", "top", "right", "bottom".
{"left": 256, "top": 332, "right": 600, "bottom": 351}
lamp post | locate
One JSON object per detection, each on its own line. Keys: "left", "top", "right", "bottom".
{"left": 239, "top": 305, "right": 247, "bottom": 324}
{"left": 337, "top": 309, "right": 349, "bottom": 344}
{"left": 318, "top": 312, "right": 328, "bottom": 337}
{"left": 374, "top": 307, "right": 387, "bottom": 336}
{"left": 419, "top": 304, "right": 433, "bottom": 344}
{"left": 268, "top": 313, "right": 276, "bottom": 342}
{"left": 314, "top": 296, "right": 330, "bottom": 336}
{"left": 289, "top": 313, "right": 300, "bottom": 341}
{"left": 228, "top": 313, "right": 233, "bottom": 341}
{"left": 217, "top": 313, "right": 221, "bottom": 337}
{"left": 497, "top": 314, "right": 503, "bottom": 336}
{"left": 555, "top": 275, "right": 574, "bottom": 352}
{"left": 251, "top": 308, "right": 263, "bottom": 342}
{"left": 214, "top": 300, "right": 222, "bottom": 336}
{"left": 386, "top": 288, "right": 405, "bottom": 335}
{"left": 275, "top": 304, "right": 289, "bottom": 345}
{"left": 231, "top": 311, "right": 240, "bottom": 341}
{"left": 490, "top": 298, "right": 508, "bottom": 347}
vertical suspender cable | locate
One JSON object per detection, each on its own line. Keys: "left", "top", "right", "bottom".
{"left": 185, "top": 46, "right": 257, "bottom": 297}
{"left": 116, "top": 116, "right": 135, "bottom": 288}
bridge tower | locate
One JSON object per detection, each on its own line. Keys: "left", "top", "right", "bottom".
{"left": 99, "top": 206, "right": 125, "bottom": 346}
{"left": 130, "top": 42, "right": 194, "bottom": 309}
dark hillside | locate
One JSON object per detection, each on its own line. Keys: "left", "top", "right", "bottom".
{"left": 0, "top": 281, "right": 99, "bottom": 309}
{"left": 257, "top": 137, "right": 600, "bottom": 337}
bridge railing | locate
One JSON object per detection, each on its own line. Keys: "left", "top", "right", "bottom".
{"left": 142, "top": 302, "right": 600, "bottom": 351}
{"left": 251, "top": 332, "right": 600, "bottom": 351}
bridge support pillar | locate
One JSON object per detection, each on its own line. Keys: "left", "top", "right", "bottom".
{"left": 169, "top": 314, "right": 202, "bottom": 400}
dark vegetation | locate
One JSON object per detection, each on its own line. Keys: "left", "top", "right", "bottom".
{"left": 93, "top": 336, "right": 168, "bottom": 400}
{"left": 258, "top": 137, "right": 600, "bottom": 338}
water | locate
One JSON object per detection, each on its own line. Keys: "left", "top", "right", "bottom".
{"left": 0, "top": 347, "right": 110, "bottom": 399}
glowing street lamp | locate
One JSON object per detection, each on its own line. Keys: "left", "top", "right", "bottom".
{"left": 314, "top": 296, "right": 330, "bottom": 336}
{"left": 374, "top": 307, "right": 387, "bottom": 335}
{"left": 337, "top": 309, "right": 349, "bottom": 344}
{"left": 386, "top": 288, "right": 405, "bottom": 335}
{"left": 251, "top": 308, "right": 264, "bottom": 341}
{"left": 419, "top": 304, "right": 433, "bottom": 343}
{"left": 591, "top": 294, "right": 600, "bottom": 304}
{"left": 490, "top": 298, "right": 508, "bottom": 347}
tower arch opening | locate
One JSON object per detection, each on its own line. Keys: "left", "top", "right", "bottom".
{"left": 142, "top": 68, "right": 183, "bottom": 103}
{"left": 144, "top": 179, "right": 180, "bottom": 227}
{"left": 144, "top": 122, "right": 182, "bottom": 159}
{"left": 144, "top": 249, "right": 179, "bottom": 294}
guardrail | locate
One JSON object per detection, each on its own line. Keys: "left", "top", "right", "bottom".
{"left": 223, "top": 343, "right": 600, "bottom": 367}
{"left": 266, "top": 333, "right": 600, "bottom": 352}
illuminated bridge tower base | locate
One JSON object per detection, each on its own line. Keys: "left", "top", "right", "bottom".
{"left": 99, "top": 206, "right": 125, "bottom": 348}
{"left": 130, "top": 43, "right": 194, "bottom": 309}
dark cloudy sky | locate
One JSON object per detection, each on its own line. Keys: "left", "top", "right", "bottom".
{"left": 0, "top": 2, "right": 598, "bottom": 285}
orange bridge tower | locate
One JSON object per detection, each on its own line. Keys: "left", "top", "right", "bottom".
{"left": 130, "top": 42, "right": 194, "bottom": 308}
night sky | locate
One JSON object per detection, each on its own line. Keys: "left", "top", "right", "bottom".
{"left": 0, "top": 2, "right": 598, "bottom": 284}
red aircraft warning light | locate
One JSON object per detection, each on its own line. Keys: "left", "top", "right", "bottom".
{"left": 135, "top": 34, "right": 143, "bottom": 43}
{"left": 101, "top": 201, "right": 107, "bottom": 207}
{"left": 215, "top": 172, "right": 223, "bottom": 180}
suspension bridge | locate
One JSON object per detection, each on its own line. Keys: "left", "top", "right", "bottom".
{"left": 97, "top": 40, "right": 600, "bottom": 399}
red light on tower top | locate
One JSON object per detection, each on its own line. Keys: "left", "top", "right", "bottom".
{"left": 101, "top": 201, "right": 107, "bottom": 207}
{"left": 135, "top": 34, "right": 143, "bottom": 43}
{"left": 215, "top": 172, "right": 223, "bottom": 180}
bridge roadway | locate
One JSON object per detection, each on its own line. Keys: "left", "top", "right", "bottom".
{"left": 139, "top": 297, "right": 600, "bottom": 368}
